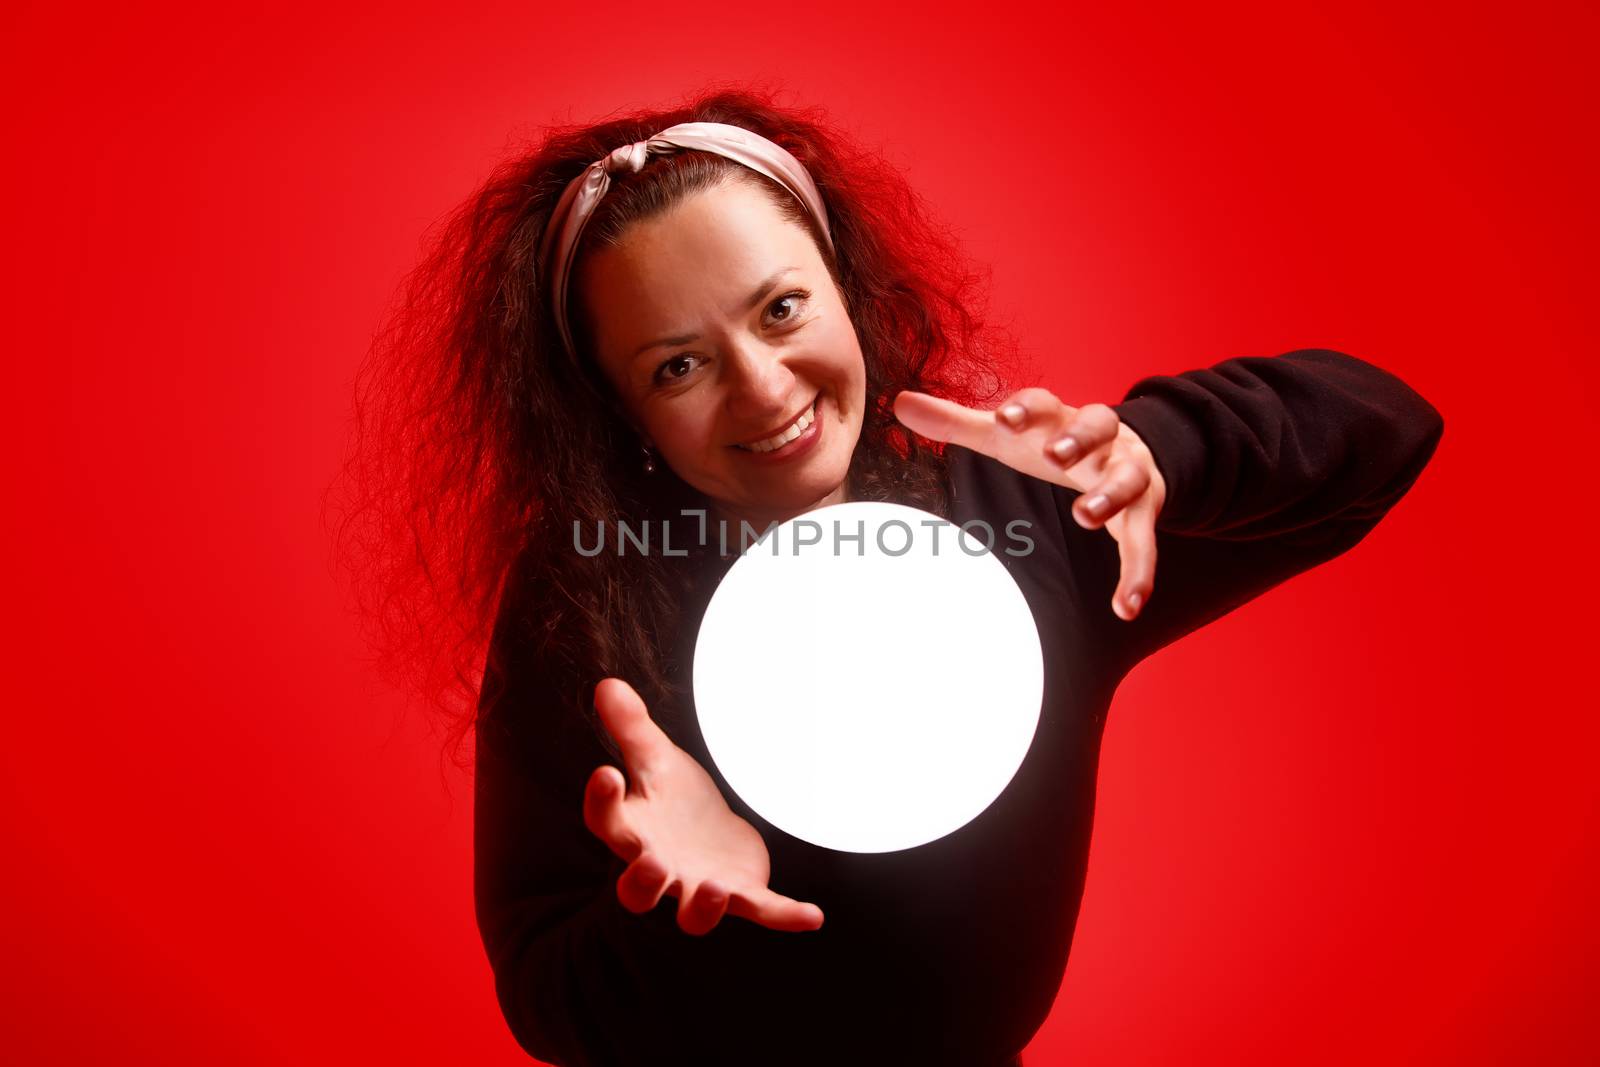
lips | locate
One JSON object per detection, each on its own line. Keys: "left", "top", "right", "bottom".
{"left": 732, "top": 398, "right": 819, "bottom": 454}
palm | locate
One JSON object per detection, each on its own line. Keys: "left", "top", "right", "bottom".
{"left": 583, "top": 678, "right": 825, "bottom": 936}
{"left": 617, "top": 739, "right": 772, "bottom": 889}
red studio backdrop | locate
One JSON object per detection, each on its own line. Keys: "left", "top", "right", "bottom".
{"left": 4, "top": 2, "right": 1596, "bottom": 1063}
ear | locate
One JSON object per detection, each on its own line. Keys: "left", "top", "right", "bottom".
{"left": 622, "top": 412, "right": 653, "bottom": 450}
{"left": 594, "top": 387, "right": 646, "bottom": 443}
{"left": 619, "top": 408, "right": 651, "bottom": 447}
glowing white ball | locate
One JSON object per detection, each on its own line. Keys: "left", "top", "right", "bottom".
{"left": 692, "top": 501, "right": 1043, "bottom": 853}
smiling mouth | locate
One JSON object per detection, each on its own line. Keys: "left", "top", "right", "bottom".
{"left": 732, "top": 397, "right": 819, "bottom": 453}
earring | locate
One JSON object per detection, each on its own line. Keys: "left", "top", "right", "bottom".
{"left": 640, "top": 443, "right": 657, "bottom": 475}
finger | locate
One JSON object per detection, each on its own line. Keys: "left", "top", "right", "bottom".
{"left": 676, "top": 879, "right": 732, "bottom": 936}
{"left": 1110, "top": 503, "right": 1158, "bottom": 622}
{"left": 726, "top": 887, "right": 825, "bottom": 933}
{"left": 1071, "top": 458, "right": 1152, "bottom": 530}
{"left": 582, "top": 764, "right": 641, "bottom": 859}
{"left": 894, "top": 390, "right": 1061, "bottom": 484}
{"left": 895, "top": 389, "right": 1103, "bottom": 492}
{"left": 616, "top": 852, "right": 671, "bottom": 914}
{"left": 593, "top": 678, "right": 672, "bottom": 786}
{"left": 891, "top": 390, "right": 1000, "bottom": 451}
{"left": 994, "top": 387, "right": 1069, "bottom": 432}
{"left": 1045, "top": 403, "right": 1120, "bottom": 466}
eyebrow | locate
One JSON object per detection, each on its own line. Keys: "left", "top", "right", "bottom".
{"left": 630, "top": 266, "right": 802, "bottom": 361}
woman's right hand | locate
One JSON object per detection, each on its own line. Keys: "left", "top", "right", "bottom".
{"left": 583, "top": 677, "right": 826, "bottom": 937}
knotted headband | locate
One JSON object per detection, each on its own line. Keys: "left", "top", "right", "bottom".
{"left": 537, "top": 121, "right": 836, "bottom": 360}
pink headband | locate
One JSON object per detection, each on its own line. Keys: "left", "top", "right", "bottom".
{"left": 537, "top": 121, "right": 836, "bottom": 360}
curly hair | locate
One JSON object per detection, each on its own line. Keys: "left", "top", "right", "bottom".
{"left": 329, "top": 84, "right": 1021, "bottom": 768}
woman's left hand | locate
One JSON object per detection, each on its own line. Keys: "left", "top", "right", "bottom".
{"left": 893, "top": 388, "right": 1166, "bottom": 622}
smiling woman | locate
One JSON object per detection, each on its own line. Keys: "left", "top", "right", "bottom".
{"left": 333, "top": 88, "right": 1006, "bottom": 772}
{"left": 333, "top": 86, "right": 1442, "bottom": 1066}
{"left": 575, "top": 177, "right": 865, "bottom": 530}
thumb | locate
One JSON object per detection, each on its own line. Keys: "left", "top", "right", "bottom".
{"left": 594, "top": 677, "right": 672, "bottom": 782}
{"left": 892, "top": 390, "right": 991, "bottom": 450}
{"left": 728, "top": 887, "right": 826, "bottom": 933}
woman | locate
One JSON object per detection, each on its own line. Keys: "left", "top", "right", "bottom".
{"left": 346, "top": 88, "right": 1443, "bottom": 1066}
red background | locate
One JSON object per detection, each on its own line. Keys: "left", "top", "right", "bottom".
{"left": 5, "top": 2, "right": 1596, "bottom": 1063}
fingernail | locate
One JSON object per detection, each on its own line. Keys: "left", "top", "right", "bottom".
{"left": 1126, "top": 591, "right": 1142, "bottom": 613}
{"left": 1049, "top": 436, "right": 1078, "bottom": 463}
{"left": 998, "top": 403, "right": 1025, "bottom": 428}
{"left": 1083, "top": 493, "right": 1109, "bottom": 517}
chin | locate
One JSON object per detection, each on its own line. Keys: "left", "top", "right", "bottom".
{"left": 734, "top": 469, "right": 842, "bottom": 519}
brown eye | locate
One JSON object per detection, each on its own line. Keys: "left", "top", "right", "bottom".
{"left": 764, "top": 289, "right": 810, "bottom": 326}
{"left": 654, "top": 354, "right": 703, "bottom": 386}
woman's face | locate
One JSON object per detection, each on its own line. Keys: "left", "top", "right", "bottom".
{"left": 577, "top": 176, "right": 867, "bottom": 528}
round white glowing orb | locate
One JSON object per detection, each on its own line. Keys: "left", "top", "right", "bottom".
{"left": 692, "top": 501, "right": 1044, "bottom": 853}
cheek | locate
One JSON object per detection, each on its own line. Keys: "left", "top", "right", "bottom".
{"left": 647, "top": 403, "right": 721, "bottom": 458}
{"left": 817, "top": 317, "right": 866, "bottom": 385}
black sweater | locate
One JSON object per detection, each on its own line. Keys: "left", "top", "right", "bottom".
{"left": 473, "top": 349, "right": 1444, "bottom": 1066}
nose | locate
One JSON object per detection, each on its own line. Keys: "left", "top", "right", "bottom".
{"left": 723, "top": 337, "right": 797, "bottom": 424}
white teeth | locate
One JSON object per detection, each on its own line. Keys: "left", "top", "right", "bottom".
{"left": 738, "top": 402, "right": 816, "bottom": 452}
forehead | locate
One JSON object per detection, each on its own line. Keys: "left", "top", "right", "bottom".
{"left": 577, "top": 177, "right": 824, "bottom": 328}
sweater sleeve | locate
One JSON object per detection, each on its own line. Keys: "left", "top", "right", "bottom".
{"left": 473, "top": 569, "right": 694, "bottom": 1067}
{"left": 1057, "top": 348, "right": 1444, "bottom": 671}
